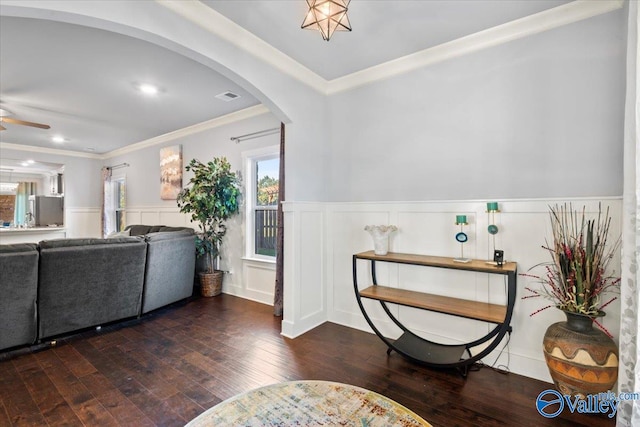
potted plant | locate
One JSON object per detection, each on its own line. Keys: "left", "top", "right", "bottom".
{"left": 177, "top": 157, "right": 240, "bottom": 297}
{"left": 522, "top": 203, "right": 621, "bottom": 397}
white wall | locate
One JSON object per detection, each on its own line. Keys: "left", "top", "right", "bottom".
{"left": 0, "top": 147, "right": 102, "bottom": 238}
{"left": 0, "top": 171, "right": 45, "bottom": 195}
{"left": 107, "top": 112, "right": 281, "bottom": 304}
{"left": 281, "top": 196, "right": 623, "bottom": 381}
{"left": 314, "top": 9, "right": 626, "bottom": 381}
{"left": 323, "top": 198, "right": 621, "bottom": 382}
{"left": 327, "top": 9, "right": 625, "bottom": 202}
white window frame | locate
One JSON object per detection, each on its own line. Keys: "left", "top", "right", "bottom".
{"left": 242, "top": 146, "right": 279, "bottom": 262}
{"left": 104, "top": 174, "right": 126, "bottom": 236}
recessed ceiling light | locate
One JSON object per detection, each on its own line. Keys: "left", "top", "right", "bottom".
{"left": 138, "top": 83, "right": 159, "bottom": 95}
{"left": 26, "top": 159, "right": 35, "bottom": 164}
{"left": 52, "top": 135, "right": 65, "bottom": 143}
{"left": 20, "top": 161, "right": 30, "bottom": 167}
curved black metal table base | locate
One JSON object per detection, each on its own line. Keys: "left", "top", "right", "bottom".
{"left": 353, "top": 254, "right": 516, "bottom": 376}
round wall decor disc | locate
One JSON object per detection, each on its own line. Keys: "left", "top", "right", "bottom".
{"left": 455, "top": 232, "right": 468, "bottom": 243}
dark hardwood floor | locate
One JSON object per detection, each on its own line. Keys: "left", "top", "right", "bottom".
{"left": 0, "top": 295, "right": 615, "bottom": 426}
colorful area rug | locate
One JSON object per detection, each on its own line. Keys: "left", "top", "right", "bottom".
{"left": 186, "top": 380, "right": 431, "bottom": 426}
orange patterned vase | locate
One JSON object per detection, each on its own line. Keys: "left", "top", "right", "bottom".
{"left": 543, "top": 310, "right": 618, "bottom": 398}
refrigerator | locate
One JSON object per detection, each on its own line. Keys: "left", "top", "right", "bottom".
{"left": 29, "top": 196, "right": 64, "bottom": 226}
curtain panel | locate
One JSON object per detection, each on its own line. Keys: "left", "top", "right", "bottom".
{"left": 13, "top": 182, "right": 36, "bottom": 226}
{"left": 618, "top": 1, "right": 640, "bottom": 425}
{"left": 274, "top": 122, "right": 285, "bottom": 316}
{"left": 101, "top": 167, "right": 112, "bottom": 238}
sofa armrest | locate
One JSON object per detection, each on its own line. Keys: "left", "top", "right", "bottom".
{"left": 0, "top": 244, "right": 39, "bottom": 350}
{"left": 141, "top": 232, "right": 196, "bottom": 313}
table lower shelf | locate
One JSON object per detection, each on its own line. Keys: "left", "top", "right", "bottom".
{"left": 359, "top": 285, "right": 507, "bottom": 324}
{"left": 392, "top": 331, "right": 468, "bottom": 366}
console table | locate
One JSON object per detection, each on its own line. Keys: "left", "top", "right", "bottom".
{"left": 352, "top": 251, "right": 516, "bottom": 375}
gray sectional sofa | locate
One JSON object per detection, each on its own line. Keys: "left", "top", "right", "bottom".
{"left": 0, "top": 225, "right": 196, "bottom": 351}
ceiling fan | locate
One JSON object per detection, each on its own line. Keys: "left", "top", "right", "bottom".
{"left": 0, "top": 108, "right": 50, "bottom": 131}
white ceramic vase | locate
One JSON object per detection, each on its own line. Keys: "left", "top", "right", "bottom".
{"left": 364, "top": 225, "right": 398, "bottom": 255}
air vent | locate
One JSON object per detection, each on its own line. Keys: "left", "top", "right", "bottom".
{"left": 215, "top": 91, "right": 241, "bottom": 102}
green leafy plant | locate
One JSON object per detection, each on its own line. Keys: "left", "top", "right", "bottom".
{"left": 177, "top": 158, "right": 241, "bottom": 273}
{"left": 522, "top": 204, "right": 621, "bottom": 322}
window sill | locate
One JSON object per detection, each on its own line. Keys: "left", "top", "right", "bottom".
{"left": 242, "top": 257, "right": 276, "bottom": 265}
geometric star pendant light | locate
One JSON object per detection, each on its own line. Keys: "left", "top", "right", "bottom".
{"left": 301, "top": 0, "right": 352, "bottom": 41}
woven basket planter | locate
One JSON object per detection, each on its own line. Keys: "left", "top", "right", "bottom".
{"left": 199, "top": 271, "right": 223, "bottom": 297}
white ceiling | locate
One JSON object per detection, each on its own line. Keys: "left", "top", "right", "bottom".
{"left": 0, "top": 16, "right": 259, "bottom": 155}
{"left": 0, "top": 0, "right": 574, "bottom": 157}
{"left": 0, "top": 158, "right": 63, "bottom": 176}
{"left": 204, "top": 0, "right": 571, "bottom": 80}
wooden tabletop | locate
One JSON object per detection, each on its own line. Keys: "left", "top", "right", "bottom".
{"left": 354, "top": 251, "right": 517, "bottom": 274}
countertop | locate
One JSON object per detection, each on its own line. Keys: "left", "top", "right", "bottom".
{"left": 0, "top": 226, "right": 65, "bottom": 233}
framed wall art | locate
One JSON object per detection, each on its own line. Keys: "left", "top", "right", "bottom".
{"left": 160, "top": 145, "right": 182, "bottom": 200}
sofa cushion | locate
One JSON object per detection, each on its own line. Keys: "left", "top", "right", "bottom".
{"left": 107, "top": 229, "right": 131, "bottom": 238}
{"left": 145, "top": 229, "right": 195, "bottom": 243}
{"left": 127, "top": 224, "right": 194, "bottom": 236}
{"left": 0, "top": 243, "right": 38, "bottom": 253}
{"left": 125, "top": 224, "right": 162, "bottom": 236}
{"left": 38, "top": 238, "right": 147, "bottom": 339}
{"left": 39, "top": 237, "right": 142, "bottom": 249}
{"left": 158, "top": 226, "right": 194, "bottom": 233}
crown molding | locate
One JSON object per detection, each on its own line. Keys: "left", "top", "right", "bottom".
{"left": 1, "top": 105, "right": 270, "bottom": 160}
{"left": 0, "top": 142, "right": 102, "bottom": 159}
{"left": 156, "top": 0, "right": 328, "bottom": 94}
{"left": 160, "top": 0, "right": 624, "bottom": 96}
{"left": 102, "top": 104, "right": 270, "bottom": 159}
{"left": 327, "top": 0, "right": 624, "bottom": 94}
{"left": 3, "top": 1, "right": 621, "bottom": 102}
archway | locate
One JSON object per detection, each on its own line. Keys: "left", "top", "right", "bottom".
{"left": 2, "top": 0, "right": 330, "bottom": 339}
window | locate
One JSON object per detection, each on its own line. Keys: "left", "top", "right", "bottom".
{"left": 244, "top": 147, "right": 279, "bottom": 260}
{"left": 104, "top": 176, "right": 126, "bottom": 236}
{"left": 114, "top": 178, "right": 126, "bottom": 232}
{"left": 0, "top": 183, "right": 18, "bottom": 225}
{"left": 255, "top": 157, "right": 279, "bottom": 256}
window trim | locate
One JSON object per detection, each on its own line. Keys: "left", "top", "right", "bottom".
{"left": 103, "top": 173, "right": 126, "bottom": 236}
{"left": 242, "top": 146, "right": 280, "bottom": 261}
{"left": 114, "top": 177, "right": 126, "bottom": 232}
